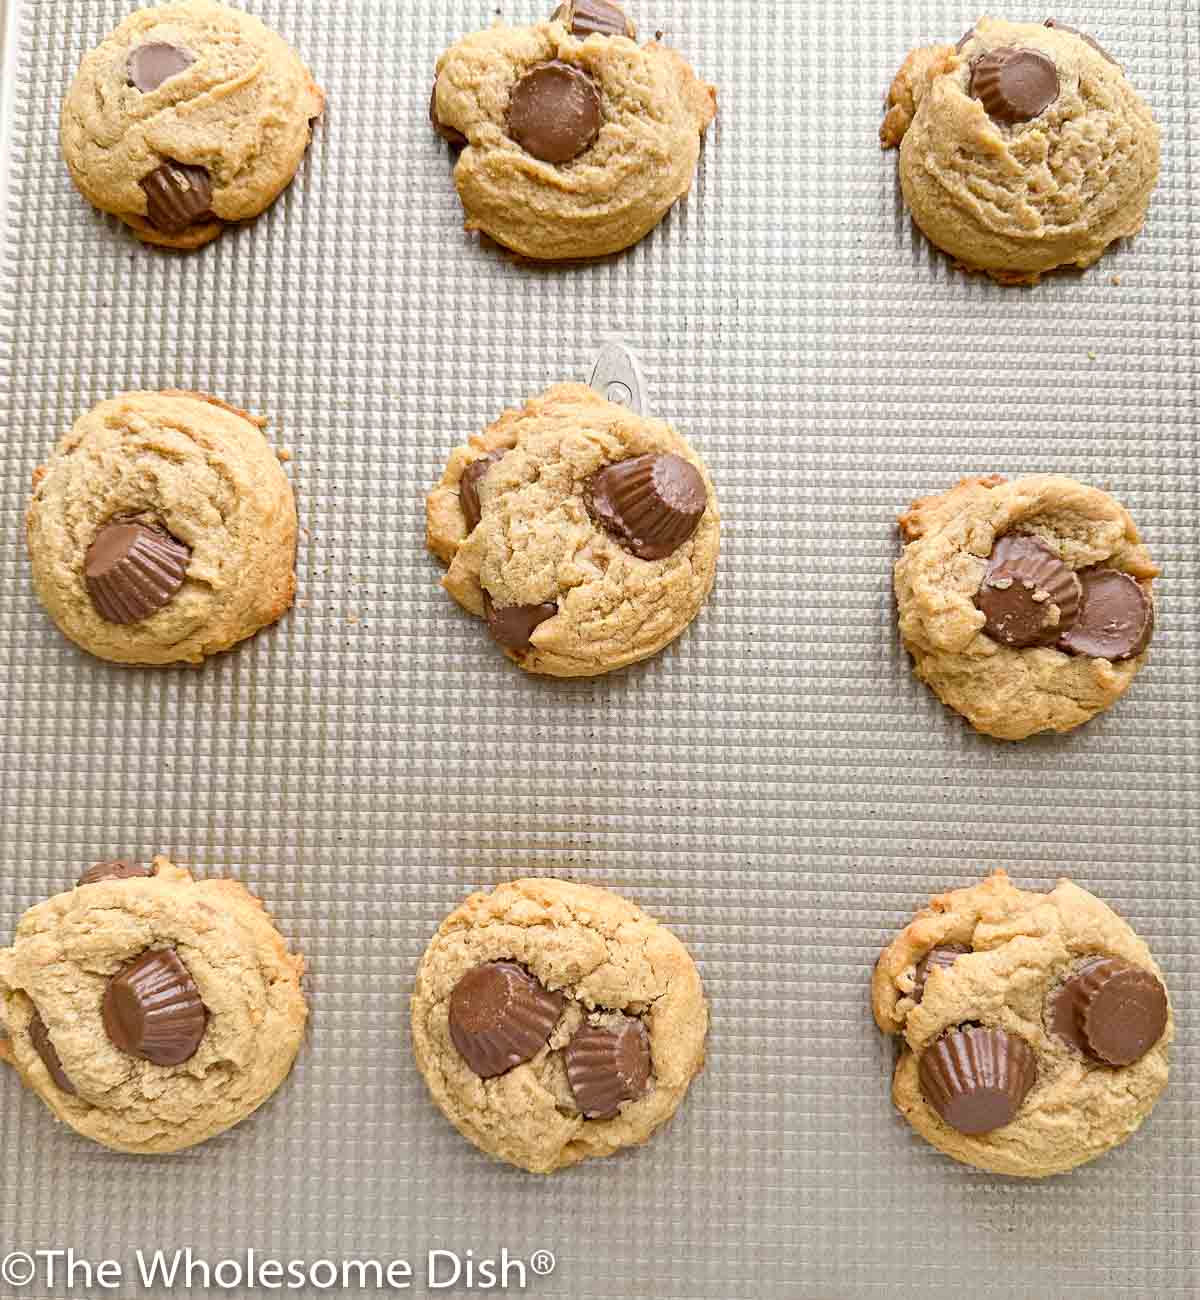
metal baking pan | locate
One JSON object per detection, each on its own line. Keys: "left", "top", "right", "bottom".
{"left": 1, "top": 2, "right": 1195, "bottom": 1296}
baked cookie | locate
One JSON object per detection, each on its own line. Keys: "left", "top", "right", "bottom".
{"left": 411, "top": 878, "right": 707, "bottom": 1173}
{"left": 427, "top": 383, "right": 719, "bottom": 677}
{"left": 62, "top": 0, "right": 324, "bottom": 249}
{"left": 872, "top": 871, "right": 1172, "bottom": 1177}
{"left": 430, "top": 1, "right": 716, "bottom": 259}
{"left": 894, "top": 475, "right": 1158, "bottom": 740}
{"left": 881, "top": 17, "right": 1159, "bottom": 284}
{"left": 0, "top": 856, "right": 307, "bottom": 1154}
{"left": 27, "top": 390, "right": 297, "bottom": 665}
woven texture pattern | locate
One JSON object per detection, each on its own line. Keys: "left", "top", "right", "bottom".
{"left": 1, "top": 2, "right": 1196, "bottom": 1296}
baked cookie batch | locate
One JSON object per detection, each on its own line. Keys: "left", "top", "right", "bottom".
{"left": 1, "top": 2, "right": 1176, "bottom": 1180}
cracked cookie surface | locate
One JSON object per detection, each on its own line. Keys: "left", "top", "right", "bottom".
{"left": 881, "top": 17, "right": 1159, "bottom": 283}
{"left": 894, "top": 474, "right": 1158, "bottom": 740}
{"left": 427, "top": 383, "right": 719, "bottom": 677}
{"left": 872, "top": 871, "right": 1172, "bottom": 1177}
{"left": 61, "top": 0, "right": 323, "bottom": 249}
{"left": 0, "top": 857, "right": 307, "bottom": 1154}
{"left": 27, "top": 389, "right": 297, "bottom": 665}
{"left": 411, "top": 878, "right": 707, "bottom": 1173}
{"left": 431, "top": 14, "right": 715, "bottom": 259}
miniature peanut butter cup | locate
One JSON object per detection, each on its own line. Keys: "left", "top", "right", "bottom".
{"left": 585, "top": 453, "right": 706, "bottom": 560}
{"left": 28, "top": 1012, "right": 77, "bottom": 1095}
{"left": 482, "top": 591, "right": 558, "bottom": 652}
{"left": 913, "top": 944, "right": 970, "bottom": 1002}
{"left": 970, "top": 47, "right": 1060, "bottom": 124}
{"left": 552, "top": 0, "right": 636, "bottom": 39}
{"left": 448, "top": 961, "right": 565, "bottom": 1078}
{"left": 127, "top": 42, "right": 195, "bottom": 91}
{"left": 84, "top": 521, "right": 190, "bottom": 624}
{"left": 102, "top": 949, "right": 207, "bottom": 1067}
{"left": 77, "top": 859, "right": 152, "bottom": 887}
{"left": 429, "top": 79, "right": 467, "bottom": 147}
{"left": 974, "top": 534, "right": 1081, "bottom": 648}
{"left": 1044, "top": 19, "right": 1117, "bottom": 66}
{"left": 1058, "top": 569, "right": 1153, "bottom": 661}
{"left": 507, "top": 61, "right": 602, "bottom": 164}
{"left": 564, "top": 1015, "right": 651, "bottom": 1118}
{"left": 139, "top": 160, "right": 213, "bottom": 234}
{"left": 460, "top": 451, "right": 505, "bottom": 532}
{"left": 1047, "top": 957, "right": 1168, "bottom": 1066}
{"left": 918, "top": 1025, "right": 1037, "bottom": 1135}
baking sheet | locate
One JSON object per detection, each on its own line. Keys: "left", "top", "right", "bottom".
{"left": 0, "top": 2, "right": 1196, "bottom": 1297}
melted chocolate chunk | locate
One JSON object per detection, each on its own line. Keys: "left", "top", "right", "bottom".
{"left": 483, "top": 592, "right": 558, "bottom": 652}
{"left": 460, "top": 451, "right": 505, "bottom": 532}
{"left": 127, "top": 42, "right": 195, "bottom": 92}
{"left": 28, "top": 1012, "right": 77, "bottom": 1095}
{"left": 78, "top": 860, "right": 152, "bottom": 887}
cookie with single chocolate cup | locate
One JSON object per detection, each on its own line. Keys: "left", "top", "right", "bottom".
{"left": 430, "top": 1, "right": 715, "bottom": 259}
{"left": 872, "top": 871, "right": 1172, "bottom": 1176}
{"left": 27, "top": 390, "right": 297, "bottom": 665}
{"left": 880, "top": 17, "right": 1159, "bottom": 283}
{"left": 894, "top": 474, "right": 1159, "bottom": 739}
{"left": 61, "top": 0, "right": 323, "bottom": 249}
{"left": 0, "top": 856, "right": 307, "bottom": 1154}
{"left": 426, "top": 383, "right": 719, "bottom": 677}
{"left": 411, "top": 878, "right": 707, "bottom": 1173}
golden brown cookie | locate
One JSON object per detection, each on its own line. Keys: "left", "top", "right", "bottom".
{"left": 894, "top": 474, "right": 1159, "bottom": 740}
{"left": 61, "top": 0, "right": 324, "bottom": 249}
{"left": 881, "top": 18, "right": 1159, "bottom": 284}
{"left": 27, "top": 390, "right": 297, "bottom": 665}
{"left": 430, "top": 3, "right": 715, "bottom": 259}
{"left": 427, "top": 383, "right": 720, "bottom": 677}
{"left": 872, "top": 871, "right": 1172, "bottom": 1177}
{"left": 0, "top": 856, "right": 307, "bottom": 1154}
{"left": 411, "top": 878, "right": 707, "bottom": 1173}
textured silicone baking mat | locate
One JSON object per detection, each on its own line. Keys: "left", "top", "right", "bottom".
{"left": 1, "top": 2, "right": 1197, "bottom": 1297}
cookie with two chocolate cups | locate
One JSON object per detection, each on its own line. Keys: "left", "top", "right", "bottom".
{"left": 894, "top": 474, "right": 1158, "bottom": 740}
{"left": 430, "top": 0, "right": 716, "bottom": 259}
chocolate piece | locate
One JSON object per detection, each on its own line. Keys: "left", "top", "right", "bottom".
{"left": 1044, "top": 19, "right": 1118, "bottom": 66}
{"left": 448, "top": 961, "right": 564, "bottom": 1078}
{"left": 913, "top": 944, "right": 971, "bottom": 1002}
{"left": 551, "top": 0, "right": 636, "bottom": 39}
{"left": 1047, "top": 957, "right": 1168, "bottom": 1066}
{"left": 974, "top": 534, "right": 1081, "bottom": 649}
{"left": 127, "top": 42, "right": 195, "bottom": 91}
{"left": 564, "top": 1015, "right": 651, "bottom": 1118}
{"left": 918, "top": 1026, "right": 1037, "bottom": 1135}
{"left": 85, "top": 522, "right": 190, "bottom": 624}
{"left": 460, "top": 451, "right": 505, "bottom": 532}
{"left": 139, "top": 161, "right": 213, "bottom": 234}
{"left": 429, "top": 79, "right": 467, "bottom": 147}
{"left": 507, "top": 61, "right": 602, "bottom": 164}
{"left": 483, "top": 592, "right": 558, "bottom": 652}
{"left": 970, "top": 47, "right": 1060, "bottom": 124}
{"left": 1058, "top": 569, "right": 1153, "bottom": 661}
{"left": 585, "top": 453, "right": 707, "bottom": 560}
{"left": 77, "top": 859, "right": 152, "bottom": 887}
{"left": 28, "top": 1012, "right": 77, "bottom": 1095}
{"left": 102, "top": 949, "right": 207, "bottom": 1067}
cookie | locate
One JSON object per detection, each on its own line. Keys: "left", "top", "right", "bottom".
{"left": 894, "top": 475, "right": 1159, "bottom": 740}
{"left": 872, "top": 871, "right": 1172, "bottom": 1177}
{"left": 411, "top": 878, "right": 707, "bottom": 1173}
{"left": 61, "top": 0, "right": 324, "bottom": 249}
{"left": 427, "top": 383, "right": 719, "bottom": 677}
{"left": 881, "top": 18, "right": 1159, "bottom": 284}
{"left": 27, "top": 390, "right": 297, "bottom": 665}
{"left": 430, "top": 2, "right": 716, "bottom": 259}
{"left": 0, "top": 856, "right": 307, "bottom": 1154}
